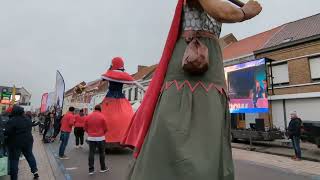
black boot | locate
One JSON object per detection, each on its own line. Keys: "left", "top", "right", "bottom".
{"left": 33, "top": 172, "right": 40, "bottom": 179}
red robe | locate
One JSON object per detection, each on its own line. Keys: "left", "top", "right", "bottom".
{"left": 101, "top": 70, "right": 135, "bottom": 143}
{"left": 122, "top": 0, "right": 184, "bottom": 158}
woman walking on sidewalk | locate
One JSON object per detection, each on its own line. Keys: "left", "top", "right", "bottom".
{"left": 5, "top": 105, "right": 39, "bottom": 180}
{"left": 122, "top": 0, "right": 262, "bottom": 180}
{"left": 74, "top": 109, "right": 86, "bottom": 148}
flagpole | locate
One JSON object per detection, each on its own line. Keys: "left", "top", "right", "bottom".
{"left": 11, "top": 85, "right": 16, "bottom": 106}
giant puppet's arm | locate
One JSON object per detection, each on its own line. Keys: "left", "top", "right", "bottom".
{"left": 198, "top": 0, "right": 262, "bottom": 23}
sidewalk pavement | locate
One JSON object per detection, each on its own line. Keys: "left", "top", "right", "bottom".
{"left": 233, "top": 148, "right": 320, "bottom": 177}
{"left": 232, "top": 140, "right": 320, "bottom": 162}
{"left": 16, "top": 132, "right": 56, "bottom": 180}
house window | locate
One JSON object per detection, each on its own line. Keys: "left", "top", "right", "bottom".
{"left": 128, "top": 89, "right": 132, "bottom": 101}
{"left": 309, "top": 57, "right": 320, "bottom": 81}
{"left": 134, "top": 88, "right": 138, "bottom": 101}
{"left": 123, "top": 90, "right": 126, "bottom": 98}
{"left": 270, "top": 63, "right": 289, "bottom": 86}
{"left": 21, "top": 96, "right": 26, "bottom": 103}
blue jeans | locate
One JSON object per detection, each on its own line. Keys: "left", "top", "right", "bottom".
{"left": 291, "top": 136, "right": 302, "bottom": 158}
{"left": 59, "top": 132, "right": 70, "bottom": 157}
{"left": 9, "top": 142, "right": 38, "bottom": 180}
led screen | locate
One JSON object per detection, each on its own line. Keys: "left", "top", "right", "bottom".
{"left": 225, "top": 59, "right": 268, "bottom": 113}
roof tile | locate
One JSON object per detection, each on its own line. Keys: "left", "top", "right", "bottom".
{"left": 264, "top": 13, "right": 320, "bottom": 48}
{"left": 222, "top": 26, "right": 283, "bottom": 60}
{"left": 132, "top": 64, "right": 157, "bottom": 80}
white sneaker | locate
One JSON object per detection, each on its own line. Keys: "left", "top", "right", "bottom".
{"left": 75, "top": 145, "right": 79, "bottom": 149}
{"left": 89, "top": 171, "right": 95, "bottom": 175}
{"left": 100, "top": 168, "right": 110, "bottom": 173}
{"left": 59, "top": 156, "right": 70, "bottom": 160}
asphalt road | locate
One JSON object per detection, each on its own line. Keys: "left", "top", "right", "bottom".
{"left": 47, "top": 136, "right": 315, "bottom": 180}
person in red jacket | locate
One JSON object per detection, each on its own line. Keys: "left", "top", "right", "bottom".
{"left": 84, "top": 105, "right": 108, "bottom": 175}
{"left": 58, "top": 107, "right": 75, "bottom": 159}
{"left": 74, "top": 109, "right": 85, "bottom": 148}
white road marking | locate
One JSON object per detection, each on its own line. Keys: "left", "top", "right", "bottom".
{"left": 66, "top": 167, "right": 78, "bottom": 171}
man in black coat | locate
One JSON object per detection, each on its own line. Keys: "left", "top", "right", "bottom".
{"left": 52, "top": 113, "right": 62, "bottom": 140}
{"left": 0, "top": 108, "right": 13, "bottom": 158}
{"left": 0, "top": 113, "right": 9, "bottom": 157}
{"left": 4, "top": 105, "right": 39, "bottom": 180}
{"left": 288, "top": 111, "right": 303, "bottom": 161}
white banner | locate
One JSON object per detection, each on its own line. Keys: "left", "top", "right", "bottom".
{"left": 46, "top": 92, "right": 56, "bottom": 112}
{"left": 55, "top": 71, "right": 65, "bottom": 116}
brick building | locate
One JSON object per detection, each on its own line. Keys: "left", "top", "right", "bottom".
{"left": 122, "top": 65, "right": 157, "bottom": 107}
{"left": 63, "top": 80, "right": 108, "bottom": 114}
{"left": 222, "top": 26, "right": 282, "bottom": 130}
{"left": 0, "top": 86, "right": 32, "bottom": 113}
{"left": 255, "top": 13, "right": 320, "bottom": 129}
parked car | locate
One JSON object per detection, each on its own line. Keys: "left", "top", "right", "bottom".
{"left": 301, "top": 121, "right": 320, "bottom": 148}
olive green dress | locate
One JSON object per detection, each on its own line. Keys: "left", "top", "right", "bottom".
{"left": 127, "top": 4, "right": 234, "bottom": 180}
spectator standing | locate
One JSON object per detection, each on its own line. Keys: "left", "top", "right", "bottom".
{"left": 4, "top": 105, "right": 39, "bottom": 180}
{"left": 52, "top": 113, "right": 62, "bottom": 141}
{"left": 74, "top": 109, "right": 86, "bottom": 148}
{"left": 38, "top": 113, "right": 45, "bottom": 135}
{"left": 288, "top": 111, "right": 303, "bottom": 161}
{"left": 58, "top": 107, "right": 75, "bottom": 159}
{"left": 42, "top": 112, "right": 54, "bottom": 143}
{"left": 84, "top": 105, "right": 109, "bottom": 175}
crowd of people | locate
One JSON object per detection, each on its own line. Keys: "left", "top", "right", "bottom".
{"left": 36, "top": 110, "right": 61, "bottom": 143}
{"left": 57, "top": 105, "right": 109, "bottom": 174}
{"left": 0, "top": 56, "right": 141, "bottom": 179}
{"left": 0, "top": 103, "right": 111, "bottom": 180}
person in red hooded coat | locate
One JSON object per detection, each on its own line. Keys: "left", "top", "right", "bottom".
{"left": 100, "top": 57, "right": 142, "bottom": 147}
{"left": 73, "top": 109, "right": 86, "bottom": 148}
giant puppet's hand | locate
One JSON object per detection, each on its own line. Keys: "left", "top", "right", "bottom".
{"left": 242, "top": 0, "right": 262, "bottom": 20}
{"left": 198, "top": 0, "right": 262, "bottom": 23}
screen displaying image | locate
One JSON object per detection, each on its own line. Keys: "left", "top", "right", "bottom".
{"left": 225, "top": 59, "right": 268, "bottom": 113}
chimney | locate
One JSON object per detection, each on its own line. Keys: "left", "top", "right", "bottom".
{"left": 219, "top": 33, "right": 238, "bottom": 49}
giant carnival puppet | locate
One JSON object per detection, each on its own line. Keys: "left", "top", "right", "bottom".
{"left": 100, "top": 57, "right": 144, "bottom": 146}
{"left": 122, "top": 0, "right": 262, "bottom": 180}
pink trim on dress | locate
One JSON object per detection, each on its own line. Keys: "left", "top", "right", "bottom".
{"left": 162, "top": 80, "right": 228, "bottom": 96}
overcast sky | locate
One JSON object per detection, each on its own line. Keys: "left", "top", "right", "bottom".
{"left": 0, "top": 0, "right": 319, "bottom": 107}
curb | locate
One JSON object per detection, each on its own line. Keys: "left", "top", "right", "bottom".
{"left": 232, "top": 145, "right": 320, "bottom": 163}
{"left": 248, "top": 140, "right": 314, "bottom": 151}
{"left": 46, "top": 143, "right": 72, "bottom": 180}
{"left": 44, "top": 143, "right": 67, "bottom": 180}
